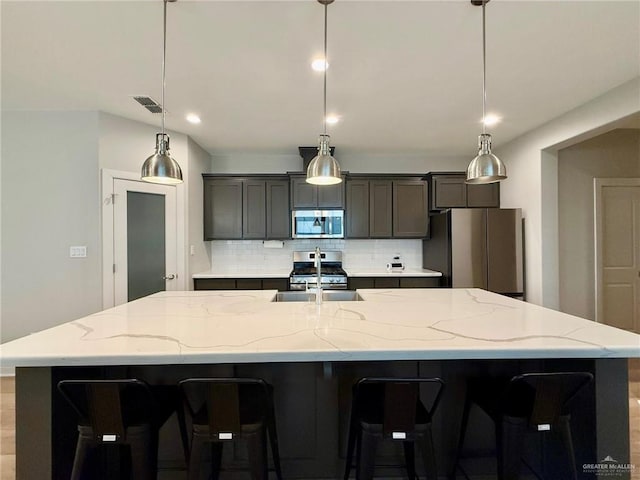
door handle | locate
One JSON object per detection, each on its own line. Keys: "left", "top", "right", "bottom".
{"left": 163, "top": 274, "right": 176, "bottom": 280}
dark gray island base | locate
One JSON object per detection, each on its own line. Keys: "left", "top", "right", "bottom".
{"left": 16, "top": 358, "right": 631, "bottom": 480}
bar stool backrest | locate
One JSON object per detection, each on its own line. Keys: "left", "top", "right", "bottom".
{"left": 57, "top": 379, "right": 156, "bottom": 443}
{"left": 179, "top": 378, "right": 270, "bottom": 437}
{"left": 505, "top": 372, "right": 593, "bottom": 428}
{"left": 355, "top": 377, "right": 445, "bottom": 437}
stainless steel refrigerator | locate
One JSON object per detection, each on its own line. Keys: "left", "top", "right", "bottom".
{"left": 422, "top": 208, "right": 524, "bottom": 298}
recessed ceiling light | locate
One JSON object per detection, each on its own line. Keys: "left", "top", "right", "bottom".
{"left": 325, "top": 115, "right": 340, "bottom": 125}
{"left": 311, "top": 58, "right": 328, "bottom": 72}
{"left": 482, "top": 114, "right": 502, "bottom": 127}
{"left": 186, "top": 113, "right": 201, "bottom": 124}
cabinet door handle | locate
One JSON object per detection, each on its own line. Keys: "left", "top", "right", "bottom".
{"left": 163, "top": 274, "right": 176, "bottom": 280}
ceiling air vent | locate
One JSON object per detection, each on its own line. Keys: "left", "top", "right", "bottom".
{"left": 132, "top": 95, "right": 163, "bottom": 114}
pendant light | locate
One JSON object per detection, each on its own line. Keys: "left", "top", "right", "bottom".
{"left": 306, "top": 0, "right": 342, "bottom": 186}
{"left": 466, "top": 0, "right": 506, "bottom": 185}
{"left": 141, "top": 0, "right": 183, "bottom": 185}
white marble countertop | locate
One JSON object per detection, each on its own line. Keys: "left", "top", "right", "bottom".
{"left": 344, "top": 268, "right": 442, "bottom": 277}
{"left": 193, "top": 269, "right": 291, "bottom": 279}
{"left": 1, "top": 289, "right": 638, "bottom": 367}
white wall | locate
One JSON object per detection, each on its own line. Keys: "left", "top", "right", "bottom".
{"left": 496, "top": 77, "right": 640, "bottom": 307}
{"left": 186, "top": 137, "right": 212, "bottom": 279}
{"left": 210, "top": 151, "right": 469, "bottom": 175}
{"left": 1, "top": 111, "right": 101, "bottom": 342}
{"left": 558, "top": 129, "right": 640, "bottom": 320}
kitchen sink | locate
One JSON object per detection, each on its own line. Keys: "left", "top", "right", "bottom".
{"left": 273, "top": 290, "right": 363, "bottom": 302}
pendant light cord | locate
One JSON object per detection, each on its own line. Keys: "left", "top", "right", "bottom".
{"left": 481, "top": 0, "right": 486, "bottom": 135}
{"left": 161, "top": 0, "right": 168, "bottom": 140}
{"left": 322, "top": 3, "right": 328, "bottom": 135}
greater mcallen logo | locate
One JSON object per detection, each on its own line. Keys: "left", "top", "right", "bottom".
{"left": 583, "top": 456, "right": 635, "bottom": 476}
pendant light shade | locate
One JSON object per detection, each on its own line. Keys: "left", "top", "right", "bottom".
{"left": 466, "top": 0, "right": 506, "bottom": 185}
{"left": 306, "top": 0, "right": 342, "bottom": 186}
{"left": 307, "top": 134, "right": 341, "bottom": 185}
{"left": 141, "top": 133, "right": 183, "bottom": 184}
{"left": 141, "top": 0, "right": 183, "bottom": 185}
{"left": 466, "top": 133, "right": 506, "bottom": 184}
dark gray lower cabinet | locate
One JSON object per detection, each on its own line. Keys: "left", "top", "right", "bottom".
{"left": 193, "top": 278, "right": 288, "bottom": 291}
{"left": 348, "top": 276, "right": 441, "bottom": 289}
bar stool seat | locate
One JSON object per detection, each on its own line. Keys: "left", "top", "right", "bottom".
{"left": 451, "top": 371, "right": 593, "bottom": 480}
{"left": 179, "top": 377, "right": 282, "bottom": 480}
{"left": 344, "top": 377, "right": 445, "bottom": 480}
{"left": 57, "top": 379, "right": 176, "bottom": 480}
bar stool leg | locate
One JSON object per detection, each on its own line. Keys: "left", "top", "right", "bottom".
{"left": 211, "top": 442, "right": 224, "bottom": 480}
{"left": 266, "top": 397, "right": 283, "bottom": 480}
{"left": 419, "top": 426, "right": 438, "bottom": 480}
{"left": 344, "top": 396, "right": 358, "bottom": 480}
{"left": 497, "top": 417, "right": 525, "bottom": 480}
{"left": 450, "top": 395, "right": 472, "bottom": 480}
{"left": 402, "top": 440, "right": 417, "bottom": 480}
{"left": 357, "top": 429, "right": 378, "bottom": 480}
{"left": 188, "top": 434, "right": 206, "bottom": 480}
{"left": 246, "top": 428, "right": 268, "bottom": 480}
{"left": 557, "top": 416, "right": 578, "bottom": 480}
{"left": 129, "top": 428, "right": 154, "bottom": 480}
{"left": 70, "top": 431, "right": 92, "bottom": 480}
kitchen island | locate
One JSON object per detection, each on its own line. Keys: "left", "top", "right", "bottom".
{"left": 2, "top": 288, "right": 639, "bottom": 479}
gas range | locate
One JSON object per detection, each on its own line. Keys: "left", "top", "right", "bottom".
{"left": 289, "top": 251, "right": 348, "bottom": 290}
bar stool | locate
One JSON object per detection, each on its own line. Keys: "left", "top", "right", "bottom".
{"left": 179, "top": 377, "right": 283, "bottom": 480}
{"left": 344, "top": 377, "right": 445, "bottom": 480}
{"left": 451, "top": 371, "right": 593, "bottom": 480}
{"left": 57, "top": 379, "right": 177, "bottom": 480}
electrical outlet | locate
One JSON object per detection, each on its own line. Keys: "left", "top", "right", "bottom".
{"left": 69, "top": 246, "right": 87, "bottom": 258}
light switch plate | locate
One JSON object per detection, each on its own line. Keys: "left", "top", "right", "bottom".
{"left": 69, "top": 246, "right": 87, "bottom": 258}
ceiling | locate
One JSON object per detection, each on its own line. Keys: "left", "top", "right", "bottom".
{"left": 2, "top": 1, "right": 639, "bottom": 156}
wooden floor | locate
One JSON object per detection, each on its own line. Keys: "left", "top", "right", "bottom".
{"left": 1, "top": 361, "right": 639, "bottom": 480}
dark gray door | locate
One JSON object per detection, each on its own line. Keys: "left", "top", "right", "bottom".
{"left": 243, "top": 180, "right": 267, "bottom": 239}
{"left": 291, "top": 177, "right": 317, "bottom": 208}
{"left": 432, "top": 175, "right": 467, "bottom": 209}
{"left": 204, "top": 179, "right": 243, "bottom": 239}
{"left": 467, "top": 183, "right": 500, "bottom": 208}
{"left": 266, "top": 180, "right": 290, "bottom": 239}
{"left": 370, "top": 180, "right": 392, "bottom": 238}
{"left": 317, "top": 178, "right": 345, "bottom": 208}
{"left": 486, "top": 208, "right": 523, "bottom": 294}
{"left": 393, "top": 180, "right": 428, "bottom": 237}
{"left": 346, "top": 179, "right": 369, "bottom": 238}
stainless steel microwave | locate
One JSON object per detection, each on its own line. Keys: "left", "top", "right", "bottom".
{"left": 291, "top": 210, "right": 344, "bottom": 239}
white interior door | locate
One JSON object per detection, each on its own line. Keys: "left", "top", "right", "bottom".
{"left": 113, "top": 179, "right": 177, "bottom": 306}
{"left": 595, "top": 179, "right": 640, "bottom": 332}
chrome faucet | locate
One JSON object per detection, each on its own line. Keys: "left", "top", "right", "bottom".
{"left": 315, "top": 246, "right": 322, "bottom": 304}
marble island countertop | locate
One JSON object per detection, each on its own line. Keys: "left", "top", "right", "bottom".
{"left": 1, "top": 288, "right": 638, "bottom": 367}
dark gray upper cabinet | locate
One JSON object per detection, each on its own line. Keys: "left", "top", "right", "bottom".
{"left": 242, "top": 180, "right": 267, "bottom": 239}
{"left": 345, "top": 179, "right": 370, "bottom": 238}
{"left": 204, "top": 175, "right": 290, "bottom": 240}
{"left": 370, "top": 180, "right": 393, "bottom": 238}
{"left": 345, "top": 176, "right": 427, "bottom": 239}
{"left": 393, "top": 180, "right": 429, "bottom": 237}
{"left": 290, "top": 176, "right": 345, "bottom": 209}
{"left": 427, "top": 172, "right": 500, "bottom": 211}
{"left": 204, "top": 178, "right": 243, "bottom": 239}
{"left": 266, "top": 180, "right": 290, "bottom": 239}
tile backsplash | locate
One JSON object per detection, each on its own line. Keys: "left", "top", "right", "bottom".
{"left": 208, "top": 239, "right": 422, "bottom": 272}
